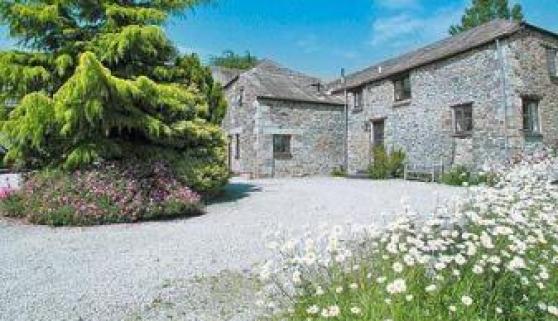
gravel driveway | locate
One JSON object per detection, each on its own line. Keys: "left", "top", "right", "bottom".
{"left": 0, "top": 177, "right": 464, "bottom": 321}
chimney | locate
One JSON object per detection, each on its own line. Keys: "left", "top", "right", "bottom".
{"left": 311, "top": 82, "right": 322, "bottom": 93}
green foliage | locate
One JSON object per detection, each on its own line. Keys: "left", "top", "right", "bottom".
{"left": 0, "top": 193, "right": 24, "bottom": 217}
{"left": 441, "top": 165, "right": 498, "bottom": 186}
{"left": 368, "top": 146, "right": 406, "bottom": 179}
{"left": 331, "top": 166, "right": 347, "bottom": 177}
{"left": 441, "top": 166, "right": 472, "bottom": 186}
{"left": 0, "top": 0, "right": 228, "bottom": 193}
{"left": 210, "top": 50, "right": 259, "bottom": 70}
{"left": 450, "top": 0, "right": 523, "bottom": 35}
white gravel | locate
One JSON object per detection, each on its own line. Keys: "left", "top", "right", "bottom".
{"left": 0, "top": 177, "right": 465, "bottom": 321}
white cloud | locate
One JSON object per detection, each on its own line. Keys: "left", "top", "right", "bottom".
{"left": 374, "top": 0, "right": 421, "bottom": 10}
{"left": 369, "top": 5, "right": 464, "bottom": 51}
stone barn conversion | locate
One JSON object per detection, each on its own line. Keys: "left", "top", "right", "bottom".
{"left": 216, "top": 60, "right": 345, "bottom": 178}
{"left": 329, "top": 19, "right": 558, "bottom": 175}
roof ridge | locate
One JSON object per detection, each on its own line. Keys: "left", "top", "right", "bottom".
{"left": 335, "top": 19, "right": 522, "bottom": 91}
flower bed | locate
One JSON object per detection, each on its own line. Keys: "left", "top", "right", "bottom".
{"left": 259, "top": 151, "right": 558, "bottom": 320}
{"left": 0, "top": 161, "right": 203, "bottom": 226}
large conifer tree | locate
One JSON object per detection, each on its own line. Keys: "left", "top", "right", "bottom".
{"left": 0, "top": 0, "right": 228, "bottom": 192}
{"left": 449, "top": 0, "right": 523, "bottom": 35}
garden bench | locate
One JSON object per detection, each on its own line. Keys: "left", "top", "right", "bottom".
{"left": 403, "top": 161, "right": 445, "bottom": 182}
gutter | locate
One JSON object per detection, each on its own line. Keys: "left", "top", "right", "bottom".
{"left": 342, "top": 69, "right": 349, "bottom": 172}
{"left": 257, "top": 95, "right": 345, "bottom": 107}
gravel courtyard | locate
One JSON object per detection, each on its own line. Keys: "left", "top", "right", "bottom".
{"left": 0, "top": 177, "right": 464, "bottom": 321}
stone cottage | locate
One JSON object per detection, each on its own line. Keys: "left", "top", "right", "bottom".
{"left": 217, "top": 60, "right": 345, "bottom": 178}
{"left": 330, "top": 19, "right": 558, "bottom": 175}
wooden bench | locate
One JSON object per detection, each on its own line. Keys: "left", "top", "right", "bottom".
{"left": 404, "top": 161, "right": 445, "bottom": 182}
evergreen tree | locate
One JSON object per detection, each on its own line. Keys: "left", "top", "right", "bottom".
{"left": 210, "top": 50, "right": 258, "bottom": 70}
{"left": 449, "top": 0, "right": 524, "bottom": 35}
{"left": 0, "top": 0, "right": 229, "bottom": 193}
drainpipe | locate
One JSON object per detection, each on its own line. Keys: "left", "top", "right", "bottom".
{"left": 341, "top": 68, "right": 349, "bottom": 172}
{"left": 496, "top": 38, "right": 510, "bottom": 157}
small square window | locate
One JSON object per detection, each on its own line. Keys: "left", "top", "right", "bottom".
{"left": 235, "top": 134, "right": 240, "bottom": 159}
{"left": 547, "top": 48, "right": 558, "bottom": 78}
{"left": 238, "top": 87, "right": 245, "bottom": 106}
{"left": 353, "top": 90, "right": 363, "bottom": 110}
{"left": 273, "top": 135, "right": 291, "bottom": 158}
{"left": 453, "top": 104, "right": 473, "bottom": 136}
{"left": 393, "top": 74, "right": 411, "bottom": 102}
{"left": 522, "top": 98, "right": 540, "bottom": 134}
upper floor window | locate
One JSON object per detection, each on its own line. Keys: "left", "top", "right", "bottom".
{"left": 393, "top": 74, "right": 411, "bottom": 102}
{"left": 353, "top": 90, "right": 363, "bottom": 110}
{"left": 522, "top": 98, "right": 541, "bottom": 134}
{"left": 452, "top": 103, "right": 473, "bottom": 136}
{"left": 547, "top": 48, "right": 558, "bottom": 78}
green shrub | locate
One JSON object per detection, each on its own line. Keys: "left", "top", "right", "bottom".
{"left": 368, "top": 146, "right": 406, "bottom": 179}
{"left": 0, "top": 1, "right": 229, "bottom": 194}
{"left": 441, "top": 165, "right": 471, "bottom": 186}
{"left": 331, "top": 166, "right": 347, "bottom": 177}
{"left": 0, "top": 194, "right": 24, "bottom": 217}
{"left": 441, "top": 166, "right": 498, "bottom": 186}
{"left": 0, "top": 160, "right": 204, "bottom": 226}
{"left": 388, "top": 148, "right": 406, "bottom": 178}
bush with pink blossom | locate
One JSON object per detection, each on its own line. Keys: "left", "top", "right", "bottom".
{"left": 0, "top": 160, "right": 203, "bottom": 226}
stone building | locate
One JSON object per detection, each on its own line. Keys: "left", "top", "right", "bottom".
{"left": 330, "top": 20, "right": 558, "bottom": 175}
{"left": 216, "top": 60, "right": 345, "bottom": 178}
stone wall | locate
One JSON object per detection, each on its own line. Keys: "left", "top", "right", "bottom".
{"left": 255, "top": 99, "right": 345, "bottom": 177}
{"left": 507, "top": 29, "right": 558, "bottom": 150}
{"left": 221, "top": 75, "right": 259, "bottom": 175}
{"left": 346, "top": 28, "right": 558, "bottom": 174}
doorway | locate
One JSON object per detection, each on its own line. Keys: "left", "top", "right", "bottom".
{"left": 227, "top": 135, "right": 232, "bottom": 172}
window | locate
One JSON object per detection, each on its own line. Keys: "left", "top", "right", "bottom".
{"left": 235, "top": 134, "right": 240, "bottom": 159}
{"left": 273, "top": 135, "right": 291, "bottom": 158}
{"left": 353, "top": 90, "right": 363, "bottom": 110}
{"left": 522, "top": 98, "right": 540, "bottom": 134}
{"left": 453, "top": 104, "right": 473, "bottom": 136}
{"left": 547, "top": 48, "right": 558, "bottom": 78}
{"left": 238, "top": 87, "right": 245, "bottom": 106}
{"left": 393, "top": 74, "right": 411, "bottom": 102}
{"left": 372, "top": 119, "right": 385, "bottom": 147}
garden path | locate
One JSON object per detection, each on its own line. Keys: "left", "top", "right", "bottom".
{"left": 0, "top": 177, "right": 464, "bottom": 321}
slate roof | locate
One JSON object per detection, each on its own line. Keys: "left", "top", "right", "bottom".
{"left": 210, "top": 66, "right": 243, "bottom": 87}
{"left": 241, "top": 60, "right": 345, "bottom": 106}
{"left": 329, "top": 19, "right": 526, "bottom": 92}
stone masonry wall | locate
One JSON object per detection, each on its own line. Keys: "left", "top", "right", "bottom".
{"left": 221, "top": 76, "right": 258, "bottom": 175}
{"left": 255, "top": 99, "right": 344, "bottom": 177}
{"left": 506, "top": 29, "right": 558, "bottom": 150}
{"left": 347, "top": 39, "right": 527, "bottom": 174}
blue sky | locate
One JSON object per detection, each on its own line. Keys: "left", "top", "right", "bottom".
{"left": 1, "top": 0, "right": 557, "bottom": 79}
